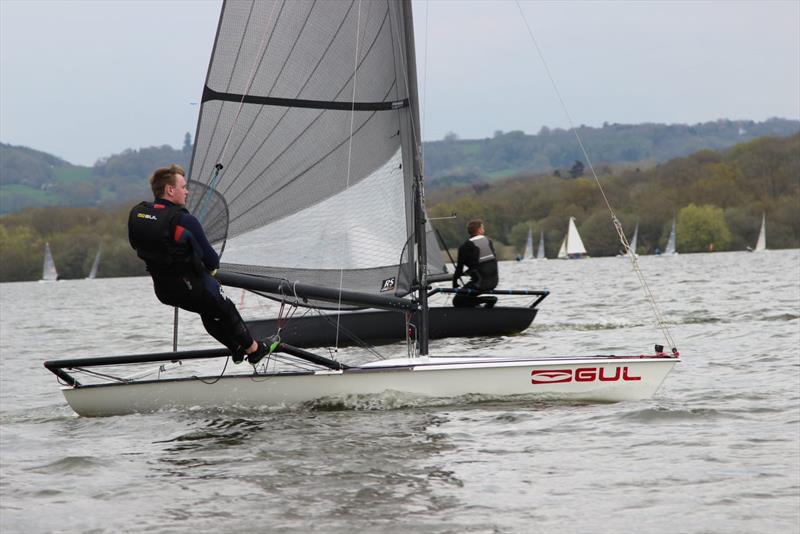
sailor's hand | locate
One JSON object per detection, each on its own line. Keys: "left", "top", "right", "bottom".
{"left": 210, "top": 269, "right": 218, "bottom": 277}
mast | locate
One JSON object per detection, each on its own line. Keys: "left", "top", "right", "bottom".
{"left": 400, "top": 0, "right": 428, "bottom": 355}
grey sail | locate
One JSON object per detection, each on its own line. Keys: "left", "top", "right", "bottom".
{"left": 187, "top": 0, "right": 439, "bottom": 304}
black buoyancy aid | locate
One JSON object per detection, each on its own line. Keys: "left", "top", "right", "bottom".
{"left": 128, "top": 201, "right": 196, "bottom": 274}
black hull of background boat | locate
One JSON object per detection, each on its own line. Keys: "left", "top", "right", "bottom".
{"left": 246, "top": 306, "right": 538, "bottom": 349}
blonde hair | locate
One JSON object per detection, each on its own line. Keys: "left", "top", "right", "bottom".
{"left": 149, "top": 164, "right": 185, "bottom": 197}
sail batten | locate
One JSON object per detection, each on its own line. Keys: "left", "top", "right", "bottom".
{"left": 188, "top": 0, "right": 441, "bottom": 301}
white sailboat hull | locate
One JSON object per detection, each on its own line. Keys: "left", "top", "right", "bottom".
{"left": 61, "top": 356, "right": 679, "bottom": 417}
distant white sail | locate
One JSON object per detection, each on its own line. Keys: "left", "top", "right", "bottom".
{"left": 664, "top": 217, "right": 677, "bottom": 255}
{"left": 629, "top": 222, "right": 639, "bottom": 257}
{"left": 536, "top": 230, "right": 546, "bottom": 260}
{"left": 754, "top": 213, "right": 766, "bottom": 252}
{"left": 87, "top": 245, "right": 102, "bottom": 279}
{"left": 42, "top": 242, "right": 58, "bottom": 281}
{"left": 523, "top": 227, "right": 534, "bottom": 260}
{"left": 558, "top": 217, "right": 587, "bottom": 259}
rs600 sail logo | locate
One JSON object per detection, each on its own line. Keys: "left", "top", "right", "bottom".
{"left": 531, "top": 367, "right": 641, "bottom": 384}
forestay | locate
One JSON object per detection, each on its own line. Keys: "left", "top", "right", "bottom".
{"left": 187, "top": 0, "right": 444, "bottom": 300}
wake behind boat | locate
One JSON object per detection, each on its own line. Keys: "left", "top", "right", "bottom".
{"left": 44, "top": 0, "right": 679, "bottom": 416}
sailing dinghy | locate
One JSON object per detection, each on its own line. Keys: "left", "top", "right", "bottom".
{"left": 44, "top": 0, "right": 679, "bottom": 416}
{"left": 557, "top": 217, "right": 588, "bottom": 259}
{"left": 536, "top": 230, "right": 547, "bottom": 260}
{"left": 523, "top": 227, "right": 535, "bottom": 260}
{"left": 753, "top": 213, "right": 766, "bottom": 252}
{"left": 86, "top": 245, "right": 102, "bottom": 279}
{"left": 40, "top": 242, "right": 58, "bottom": 282}
{"left": 662, "top": 216, "right": 678, "bottom": 255}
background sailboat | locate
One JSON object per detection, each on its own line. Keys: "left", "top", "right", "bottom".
{"left": 86, "top": 245, "right": 102, "bottom": 279}
{"left": 41, "top": 242, "right": 58, "bottom": 282}
{"left": 619, "top": 222, "right": 639, "bottom": 258}
{"left": 754, "top": 213, "right": 767, "bottom": 252}
{"left": 663, "top": 217, "right": 678, "bottom": 255}
{"left": 557, "top": 217, "right": 588, "bottom": 259}
{"left": 523, "top": 227, "right": 534, "bottom": 260}
{"left": 536, "top": 229, "right": 546, "bottom": 260}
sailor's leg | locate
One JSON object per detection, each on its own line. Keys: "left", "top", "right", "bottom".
{"left": 198, "top": 275, "right": 256, "bottom": 362}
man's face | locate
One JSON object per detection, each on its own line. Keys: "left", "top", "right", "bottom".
{"left": 166, "top": 174, "right": 188, "bottom": 206}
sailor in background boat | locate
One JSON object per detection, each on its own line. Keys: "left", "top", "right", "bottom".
{"left": 128, "top": 165, "right": 268, "bottom": 365}
{"left": 452, "top": 219, "right": 499, "bottom": 308}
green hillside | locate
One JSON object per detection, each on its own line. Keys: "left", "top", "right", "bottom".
{"left": 1, "top": 118, "right": 797, "bottom": 214}
{"left": 0, "top": 142, "right": 191, "bottom": 214}
{"left": 428, "top": 134, "right": 800, "bottom": 258}
{"left": 425, "top": 118, "right": 800, "bottom": 188}
{"left": 1, "top": 134, "right": 798, "bottom": 282}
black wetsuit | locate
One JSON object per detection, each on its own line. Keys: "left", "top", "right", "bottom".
{"left": 452, "top": 235, "right": 499, "bottom": 308}
{"left": 128, "top": 199, "right": 254, "bottom": 360}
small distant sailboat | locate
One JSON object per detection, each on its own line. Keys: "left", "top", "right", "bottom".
{"left": 557, "top": 217, "right": 588, "bottom": 259}
{"left": 86, "top": 245, "right": 102, "bottom": 279}
{"left": 753, "top": 213, "right": 766, "bottom": 252}
{"left": 663, "top": 217, "right": 678, "bottom": 256}
{"left": 536, "top": 230, "right": 547, "bottom": 260}
{"left": 41, "top": 242, "right": 58, "bottom": 282}
{"left": 620, "top": 222, "right": 639, "bottom": 258}
{"left": 523, "top": 227, "right": 535, "bottom": 260}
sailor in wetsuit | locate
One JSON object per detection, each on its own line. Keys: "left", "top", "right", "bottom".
{"left": 452, "top": 219, "right": 499, "bottom": 308}
{"left": 128, "top": 164, "right": 267, "bottom": 365}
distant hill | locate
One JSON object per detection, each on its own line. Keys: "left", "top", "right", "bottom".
{"left": 428, "top": 133, "right": 800, "bottom": 258}
{"left": 1, "top": 134, "right": 798, "bottom": 281}
{"left": 1, "top": 118, "right": 798, "bottom": 214}
{"left": 0, "top": 142, "right": 190, "bottom": 214}
{"left": 425, "top": 118, "right": 800, "bottom": 188}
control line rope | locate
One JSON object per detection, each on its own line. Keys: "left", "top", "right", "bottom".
{"left": 514, "top": 0, "right": 678, "bottom": 352}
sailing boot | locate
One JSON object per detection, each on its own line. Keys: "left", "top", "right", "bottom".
{"left": 231, "top": 348, "right": 246, "bottom": 364}
{"left": 247, "top": 341, "right": 270, "bottom": 366}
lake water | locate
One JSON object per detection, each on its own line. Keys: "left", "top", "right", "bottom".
{"left": 1, "top": 250, "right": 798, "bottom": 533}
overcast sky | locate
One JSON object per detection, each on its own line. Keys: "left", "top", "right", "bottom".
{"left": 1, "top": 0, "right": 798, "bottom": 166}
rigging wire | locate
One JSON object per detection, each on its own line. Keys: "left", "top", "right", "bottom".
{"left": 513, "top": 0, "right": 678, "bottom": 352}
{"left": 421, "top": 0, "right": 430, "bottom": 169}
{"left": 334, "top": 0, "right": 364, "bottom": 353}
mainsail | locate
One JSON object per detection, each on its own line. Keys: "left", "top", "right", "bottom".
{"left": 187, "top": 0, "right": 441, "bottom": 302}
{"left": 558, "top": 217, "right": 587, "bottom": 259}
{"left": 42, "top": 242, "right": 58, "bottom": 281}
{"left": 536, "top": 230, "right": 546, "bottom": 260}
{"left": 754, "top": 213, "right": 766, "bottom": 252}
{"left": 664, "top": 217, "right": 677, "bottom": 255}
{"left": 523, "top": 227, "right": 534, "bottom": 260}
{"left": 87, "top": 245, "right": 102, "bottom": 279}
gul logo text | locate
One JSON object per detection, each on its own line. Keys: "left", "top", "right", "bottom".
{"left": 531, "top": 367, "right": 641, "bottom": 384}
{"left": 137, "top": 213, "right": 158, "bottom": 220}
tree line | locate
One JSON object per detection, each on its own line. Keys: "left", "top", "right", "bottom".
{"left": 428, "top": 134, "right": 800, "bottom": 258}
{"left": 1, "top": 134, "right": 797, "bottom": 282}
{"left": 0, "top": 206, "right": 146, "bottom": 282}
